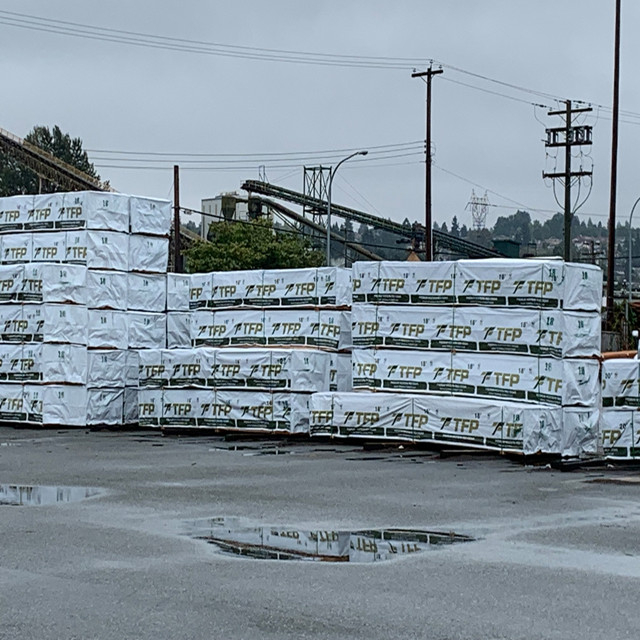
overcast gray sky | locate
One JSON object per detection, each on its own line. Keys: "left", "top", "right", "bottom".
{"left": 1, "top": 1, "right": 638, "bottom": 232}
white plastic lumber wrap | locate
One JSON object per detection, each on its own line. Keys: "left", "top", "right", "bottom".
{"left": 129, "top": 234, "right": 169, "bottom": 273}
{"left": 351, "top": 304, "right": 601, "bottom": 358}
{"left": 60, "top": 191, "right": 131, "bottom": 232}
{"left": 0, "top": 383, "right": 27, "bottom": 421}
{"left": 32, "top": 232, "right": 65, "bottom": 262}
{"left": 129, "top": 195, "right": 172, "bottom": 236}
{"left": 88, "top": 310, "right": 129, "bottom": 349}
{"left": 124, "top": 387, "right": 138, "bottom": 424}
{"left": 127, "top": 273, "right": 167, "bottom": 313}
{"left": 0, "top": 195, "right": 32, "bottom": 232}
{"left": 19, "top": 343, "right": 87, "bottom": 383}
{"left": 309, "top": 392, "right": 562, "bottom": 455}
{"left": 138, "top": 388, "right": 309, "bottom": 433}
{"left": 351, "top": 349, "right": 599, "bottom": 406}
{"left": 125, "top": 350, "right": 140, "bottom": 387}
{"left": 128, "top": 311, "right": 166, "bottom": 349}
{"left": 191, "top": 309, "right": 350, "bottom": 350}
{"left": 2, "top": 232, "right": 32, "bottom": 263}
{"left": 186, "top": 267, "right": 351, "bottom": 310}
{"left": 87, "top": 388, "right": 125, "bottom": 425}
{"left": 352, "top": 260, "right": 602, "bottom": 311}
{"left": 0, "top": 264, "right": 23, "bottom": 302}
{"left": 64, "top": 230, "right": 129, "bottom": 270}
{"left": 0, "top": 343, "right": 21, "bottom": 380}
{"left": 139, "top": 347, "right": 331, "bottom": 391}
{"left": 562, "top": 407, "right": 600, "bottom": 457}
{"left": 87, "top": 349, "right": 128, "bottom": 388}
{"left": 353, "top": 261, "right": 457, "bottom": 305}
{"left": 86, "top": 270, "right": 128, "bottom": 309}
{"left": 23, "top": 385, "right": 88, "bottom": 426}
{"left": 599, "top": 409, "right": 640, "bottom": 459}
{"left": 20, "top": 263, "right": 87, "bottom": 304}
{"left": 166, "top": 273, "right": 191, "bottom": 311}
{"left": 0, "top": 304, "right": 88, "bottom": 344}
{"left": 601, "top": 358, "right": 640, "bottom": 408}
{"left": 166, "top": 312, "right": 190, "bottom": 348}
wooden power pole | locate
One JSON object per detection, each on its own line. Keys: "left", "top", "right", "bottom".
{"left": 412, "top": 65, "right": 443, "bottom": 261}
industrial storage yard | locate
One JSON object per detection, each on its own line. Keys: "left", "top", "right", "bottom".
{"left": 0, "top": 190, "right": 639, "bottom": 640}
{"left": 2, "top": 3, "right": 639, "bottom": 638}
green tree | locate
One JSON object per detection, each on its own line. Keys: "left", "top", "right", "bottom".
{"left": 0, "top": 125, "right": 99, "bottom": 196}
{"left": 450, "top": 215, "right": 460, "bottom": 237}
{"left": 184, "top": 218, "right": 324, "bottom": 272}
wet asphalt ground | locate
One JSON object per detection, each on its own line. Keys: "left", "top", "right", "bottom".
{"left": 1, "top": 428, "right": 639, "bottom": 640}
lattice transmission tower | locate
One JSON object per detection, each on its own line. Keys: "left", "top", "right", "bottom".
{"left": 468, "top": 190, "right": 489, "bottom": 231}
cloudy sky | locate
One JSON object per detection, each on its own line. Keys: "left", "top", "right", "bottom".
{"left": 1, "top": 1, "right": 638, "bottom": 232}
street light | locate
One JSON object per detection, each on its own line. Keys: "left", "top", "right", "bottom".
{"left": 628, "top": 196, "right": 640, "bottom": 312}
{"left": 326, "top": 150, "right": 368, "bottom": 266}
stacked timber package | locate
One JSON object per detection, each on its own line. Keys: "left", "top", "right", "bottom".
{"left": 0, "top": 191, "right": 170, "bottom": 426}
{"left": 310, "top": 259, "right": 603, "bottom": 457}
{"left": 138, "top": 267, "right": 352, "bottom": 433}
{"left": 600, "top": 358, "right": 640, "bottom": 459}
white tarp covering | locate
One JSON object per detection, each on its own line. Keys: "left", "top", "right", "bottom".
{"left": 309, "top": 391, "right": 561, "bottom": 453}
{"left": 317, "top": 267, "right": 351, "bottom": 307}
{"left": 0, "top": 264, "right": 23, "bottom": 303}
{"left": 87, "top": 349, "right": 127, "bottom": 388}
{"left": 88, "top": 309, "right": 129, "bottom": 349}
{"left": 166, "top": 312, "right": 191, "bottom": 348}
{"left": 129, "top": 195, "right": 172, "bottom": 236}
{"left": 128, "top": 234, "right": 169, "bottom": 273}
{"left": 32, "top": 231, "right": 65, "bottom": 262}
{"left": 189, "top": 272, "right": 213, "bottom": 309}
{"left": 213, "top": 269, "right": 263, "bottom": 308}
{"left": 166, "top": 273, "right": 191, "bottom": 311}
{"left": 23, "top": 384, "right": 88, "bottom": 426}
{"left": 562, "top": 407, "right": 601, "bottom": 457}
{"left": 198, "top": 389, "right": 309, "bottom": 433}
{"left": 138, "top": 347, "right": 331, "bottom": 392}
{"left": 0, "top": 343, "right": 21, "bottom": 381}
{"left": 138, "top": 387, "right": 162, "bottom": 426}
{"left": 86, "top": 230, "right": 130, "bottom": 271}
{"left": 601, "top": 358, "right": 639, "bottom": 408}
{"left": 127, "top": 272, "right": 167, "bottom": 312}
{"left": 124, "top": 387, "right": 138, "bottom": 424}
{"left": 2, "top": 232, "right": 32, "bottom": 263}
{"left": 0, "top": 383, "right": 27, "bottom": 421}
{"left": 599, "top": 409, "right": 640, "bottom": 460}
{"left": 128, "top": 311, "right": 166, "bottom": 349}
{"left": 0, "top": 305, "right": 23, "bottom": 342}
{"left": 20, "top": 263, "right": 87, "bottom": 305}
{"left": 60, "top": 191, "right": 130, "bottom": 232}
{"left": 26, "top": 193, "right": 63, "bottom": 231}
{"left": 351, "top": 259, "right": 602, "bottom": 311}
{"left": 20, "top": 343, "right": 87, "bottom": 383}
{"left": 138, "top": 349, "right": 168, "bottom": 388}
{"left": 87, "top": 387, "right": 125, "bottom": 425}
{"left": 86, "top": 269, "right": 128, "bottom": 310}
{"left": 125, "top": 350, "right": 140, "bottom": 387}
{"left": 0, "top": 195, "right": 32, "bottom": 232}
{"left": 14, "top": 304, "right": 88, "bottom": 344}
{"left": 352, "top": 349, "right": 599, "bottom": 406}
{"left": 352, "top": 261, "right": 457, "bottom": 305}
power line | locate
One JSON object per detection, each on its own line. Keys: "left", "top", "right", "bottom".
{"left": 86, "top": 140, "right": 423, "bottom": 158}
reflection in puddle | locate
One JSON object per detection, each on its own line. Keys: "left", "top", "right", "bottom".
{"left": 188, "top": 517, "right": 473, "bottom": 563}
{"left": 0, "top": 484, "right": 101, "bottom": 506}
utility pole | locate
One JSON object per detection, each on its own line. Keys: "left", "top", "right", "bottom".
{"left": 607, "top": 0, "right": 622, "bottom": 329}
{"left": 412, "top": 65, "right": 443, "bottom": 261}
{"left": 173, "top": 164, "right": 181, "bottom": 273}
{"left": 543, "top": 100, "right": 592, "bottom": 261}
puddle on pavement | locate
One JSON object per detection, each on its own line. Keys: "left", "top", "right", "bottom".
{"left": 187, "top": 517, "right": 473, "bottom": 563}
{"left": 0, "top": 484, "right": 101, "bottom": 506}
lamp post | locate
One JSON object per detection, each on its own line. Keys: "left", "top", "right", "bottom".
{"left": 628, "top": 196, "right": 640, "bottom": 312}
{"left": 326, "top": 150, "right": 368, "bottom": 266}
